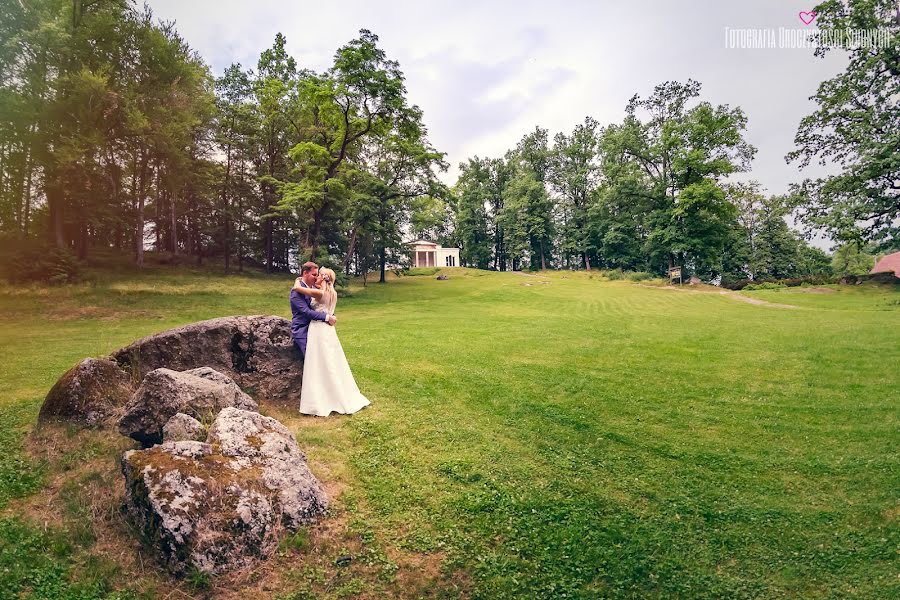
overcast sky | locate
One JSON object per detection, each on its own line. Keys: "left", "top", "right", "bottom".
{"left": 147, "top": 0, "right": 846, "bottom": 199}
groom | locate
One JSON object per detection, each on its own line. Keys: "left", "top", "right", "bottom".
{"left": 290, "top": 261, "right": 336, "bottom": 357}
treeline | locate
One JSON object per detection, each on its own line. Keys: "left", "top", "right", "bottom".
{"left": 447, "top": 0, "right": 899, "bottom": 281}
{"left": 1, "top": 0, "right": 896, "bottom": 283}
{"left": 0, "top": 0, "right": 446, "bottom": 280}
{"left": 448, "top": 82, "right": 830, "bottom": 282}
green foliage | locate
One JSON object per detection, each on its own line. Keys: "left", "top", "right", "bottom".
{"left": 624, "top": 270, "right": 653, "bottom": 281}
{"left": 721, "top": 184, "right": 834, "bottom": 283}
{"left": 4, "top": 241, "right": 80, "bottom": 284}
{"left": 498, "top": 171, "right": 554, "bottom": 270}
{"left": 452, "top": 159, "right": 495, "bottom": 269}
{"left": 831, "top": 242, "right": 876, "bottom": 276}
{"left": 549, "top": 117, "right": 602, "bottom": 270}
{"left": 743, "top": 281, "right": 786, "bottom": 291}
{"left": 185, "top": 565, "right": 212, "bottom": 591}
{"left": 788, "top": 0, "right": 900, "bottom": 247}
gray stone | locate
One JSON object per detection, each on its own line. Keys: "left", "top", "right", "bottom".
{"left": 163, "top": 413, "right": 206, "bottom": 443}
{"left": 207, "top": 407, "right": 328, "bottom": 529}
{"left": 38, "top": 358, "right": 134, "bottom": 427}
{"left": 119, "top": 367, "right": 257, "bottom": 446}
{"left": 121, "top": 408, "right": 327, "bottom": 575}
{"left": 111, "top": 316, "right": 303, "bottom": 406}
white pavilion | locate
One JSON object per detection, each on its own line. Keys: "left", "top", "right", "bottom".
{"left": 407, "top": 240, "right": 460, "bottom": 268}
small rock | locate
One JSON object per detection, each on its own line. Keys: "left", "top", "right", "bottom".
{"left": 163, "top": 413, "right": 206, "bottom": 442}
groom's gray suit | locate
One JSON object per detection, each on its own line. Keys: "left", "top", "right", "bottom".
{"left": 290, "top": 281, "right": 328, "bottom": 357}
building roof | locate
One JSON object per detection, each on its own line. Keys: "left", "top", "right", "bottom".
{"left": 871, "top": 251, "right": 900, "bottom": 278}
{"left": 406, "top": 239, "right": 439, "bottom": 246}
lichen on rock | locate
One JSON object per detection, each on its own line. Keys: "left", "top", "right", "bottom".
{"left": 119, "top": 367, "right": 257, "bottom": 446}
{"left": 122, "top": 408, "right": 327, "bottom": 575}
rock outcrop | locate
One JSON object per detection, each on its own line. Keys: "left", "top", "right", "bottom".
{"left": 119, "top": 367, "right": 257, "bottom": 446}
{"left": 38, "top": 358, "right": 134, "bottom": 427}
{"left": 111, "top": 316, "right": 303, "bottom": 406}
{"left": 122, "top": 407, "right": 328, "bottom": 575}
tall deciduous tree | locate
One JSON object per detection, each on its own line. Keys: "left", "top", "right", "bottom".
{"left": 788, "top": 0, "right": 900, "bottom": 249}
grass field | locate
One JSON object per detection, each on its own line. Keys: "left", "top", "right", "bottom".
{"left": 0, "top": 265, "right": 897, "bottom": 599}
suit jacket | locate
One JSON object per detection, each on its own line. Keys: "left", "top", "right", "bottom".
{"left": 290, "top": 282, "right": 327, "bottom": 352}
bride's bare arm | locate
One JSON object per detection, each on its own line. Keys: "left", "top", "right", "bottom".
{"left": 292, "top": 278, "right": 324, "bottom": 298}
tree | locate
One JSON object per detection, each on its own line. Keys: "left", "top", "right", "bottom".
{"left": 278, "top": 30, "right": 409, "bottom": 263}
{"left": 452, "top": 158, "right": 493, "bottom": 269}
{"left": 215, "top": 63, "right": 254, "bottom": 272}
{"left": 831, "top": 242, "right": 876, "bottom": 276}
{"left": 498, "top": 171, "right": 554, "bottom": 270}
{"left": 409, "top": 195, "right": 452, "bottom": 244}
{"left": 788, "top": 0, "right": 900, "bottom": 249}
{"left": 600, "top": 80, "right": 755, "bottom": 275}
{"left": 646, "top": 178, "right": 737, "bottom": 278}
{"left": 549, "top": 117, "right": 602, "bottom": 270}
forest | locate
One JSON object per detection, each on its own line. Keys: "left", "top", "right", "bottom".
{"left": 0, "top": 0, "right": 897, "bottom": 283}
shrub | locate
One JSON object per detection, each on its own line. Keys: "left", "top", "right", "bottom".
{"left": 3, "top": 242, "right": 80, "bottom": 284}
{"left": 743, "top": 282, "right": 786, "bottom": 291}
{"left": 625, "top": 271, "right": 653, "bottom": 282}
{"left": 722, "top": 274, "right": 839, "bottom": 290}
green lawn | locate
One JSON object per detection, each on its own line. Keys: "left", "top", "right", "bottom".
{"left": 0, "top": 266, "right": 897, "bottom": 599}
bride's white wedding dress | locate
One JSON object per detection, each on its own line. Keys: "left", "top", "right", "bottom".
{"left": 299, "top": 296, "right": 370, "bottom": 417}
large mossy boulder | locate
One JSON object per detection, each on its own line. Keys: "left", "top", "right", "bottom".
{"left": 38, "top": 358, "right": 134, "bottom": 427}
{"left": 111, "top": 316, "right": 303, "bottom": 406}
{"left": 119, "top": 367, "right": 257, "bottom": 446}
{"left": 122, "top": 408, "right": 328, "bottom": 575}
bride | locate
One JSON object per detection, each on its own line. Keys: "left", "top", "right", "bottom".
{"left": 292, "top": 267, "right": 370, "bottom": 416}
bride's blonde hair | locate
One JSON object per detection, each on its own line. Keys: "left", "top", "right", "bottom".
{"left": 318, "top": 267, "right": 338, "bottom": 313}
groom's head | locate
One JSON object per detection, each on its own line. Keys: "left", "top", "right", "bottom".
{"left": 301, "top": 261, "right": 319, "bottom": 286}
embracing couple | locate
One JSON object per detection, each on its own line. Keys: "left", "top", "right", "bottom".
{"left": 290, "top": 261, "right": 370, "bottom": 417}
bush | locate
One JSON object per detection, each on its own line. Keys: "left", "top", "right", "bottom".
{"left": 722, "top": 274, "right": 839, "bottom": 290}
{"left": 625, "top": 271, "right": 653, "bottom": 282}
{"left": 743, "top": 282, "right": 785, "bottom": 291}
{"left": 3, "top": 242, "right": 80, "bottom": 284}
{"left": 603, "top": 269, "right": 624, "bottom": 280}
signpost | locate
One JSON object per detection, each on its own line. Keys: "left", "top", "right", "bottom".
{"left": 669, "top": 266, "right": 683, "bottom": 285}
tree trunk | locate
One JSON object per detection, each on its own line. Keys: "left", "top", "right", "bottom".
{"left": 583, "top": 252, "right": 591, "bottom": 271}
{"left": 237, "top": 161, "right": 244, "bottom": 272}
{"left": 343, "top": 225, "right": 358, "bottom": 275}
{"left": 540, "top": 239, "right": 546, "bottom": 270}
{"left": 379, "top": 245, "right": 386, "bottom": 283}
{"left": 23, "top": 134, "right": 34, "bottom": 237}
{"left": 47, "top": 183, "right": 66, "bottom": 249}
{"left": 170, "top": 189, "right": 177, "bottom": 253}
{"left": 75, "top": 215, "right": 88, "bottom": 259}
{"left": 222, "top": 141, "right": 232, "bottom": 273}
{"left": 154, "top": 165, "right": 161, "bottom": 252}
{"left": 135, "top": 154, "right": 148, "bottom": 268}
{"left": 264, "top": 216, "right": 273, "bottom": 273}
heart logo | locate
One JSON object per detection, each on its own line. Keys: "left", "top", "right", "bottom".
{"left": 799, "top": 11, "right": 817, "bottom": 25}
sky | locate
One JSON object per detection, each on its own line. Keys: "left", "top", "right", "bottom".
{"left": 147, "top": 0, "right": 847, "bottom": 201}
